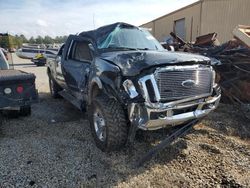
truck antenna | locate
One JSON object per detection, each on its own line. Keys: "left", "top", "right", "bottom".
{"left": 93, "top": 13, "right": 96, "bottom": 29}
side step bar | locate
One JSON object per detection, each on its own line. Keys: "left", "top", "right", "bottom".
{"left": 135, "top": 120, "right": 198, "bottom": 167}
{"left": 58, "top": 90, "right": 83, "bottom": 111}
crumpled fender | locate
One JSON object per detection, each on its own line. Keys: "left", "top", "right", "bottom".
{"left": 87, "top": 59, "right": 124, "bottom": 105}
{"left": 87, "top": 75, "right": 125, "bottom": 105}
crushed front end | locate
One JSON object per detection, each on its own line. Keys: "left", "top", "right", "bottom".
{"left": 125, "top": 64, "right": 221, "bottom": 130}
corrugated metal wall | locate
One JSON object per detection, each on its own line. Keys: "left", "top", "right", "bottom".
{"left": 154, "top": 3, "right": 201, "bottom": 42}
{"left": 140, "top": 0, "right": 250, "bottom": 43}
{"left": 141, "top": 2, "right": 201, "bottom": 42}
{"left": 201, "top": 0, "right": 250, "bottom": 43}
{"left": 141, "top": 22, "right": 155, "bottom": 35}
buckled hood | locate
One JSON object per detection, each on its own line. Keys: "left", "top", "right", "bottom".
{"left": 100, "top": 50, "right": 211, "bottom": 76}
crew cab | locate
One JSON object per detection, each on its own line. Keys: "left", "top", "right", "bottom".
{"left": 47, "top": 23, "right": 221, "bottom": 151}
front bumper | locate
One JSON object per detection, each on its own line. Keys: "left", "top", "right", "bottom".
{"left": 128, "top": 85, "right": 221, "bottom": 130}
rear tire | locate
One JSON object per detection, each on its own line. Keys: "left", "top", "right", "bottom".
{"left": 2, "top": 110, "right": 19, "bottom": 118}
{"left": 48, "top": 74, "right": 61, "bottom": 98}
{"left": 89, "top": 94, "right": 128, "bottom": 152}
{"left": 2, "top": 105, "right": 31, "bottom": 118}
{"left": 19, "top": 105, "right": 31, "bottom": 116}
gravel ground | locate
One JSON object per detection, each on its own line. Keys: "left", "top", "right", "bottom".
{"left": 0, "top": 54, "right": 249, "bottom": 188}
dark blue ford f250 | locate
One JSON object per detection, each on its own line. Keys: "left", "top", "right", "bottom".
{"left": 47, "top": 22, "right": 221, "bottom": 152}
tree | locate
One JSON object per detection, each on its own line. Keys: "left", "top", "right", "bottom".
{"left": 29, "top": 37, "right": 36, "bottom": 44}
{"left": 54, "top": 35, "right": 68, "bottom": 43}
{"left": 20, "top": 34, "right": 28, "bottom": 43}
{"left": 0, "top": 36, "right": 9, "bottom": 49}
{"left": 43, "top": 35, "right": 53, "bottom": 44}
{"left": 0, "top": 35, "right": 15, "bottom": 49}
{"left": 35, "top": 35, "right": 43, "bottom": 44}
{"left": 1, "top": 34, "right": 68, "bottom": 49}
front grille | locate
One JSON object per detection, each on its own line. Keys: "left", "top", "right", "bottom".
{"left": 154, "top": 66, "right": 213, "bottom": 101}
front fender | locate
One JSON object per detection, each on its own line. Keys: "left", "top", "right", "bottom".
{"left": 88, "top": 75, "right": 125, "bottom": 105}
{"left": 88, "top": 76, "right": 102, "bottom": 104}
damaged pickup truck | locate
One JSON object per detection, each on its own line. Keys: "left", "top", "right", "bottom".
{"left": 47, "top": 23, "right": 221, "bottom": 152}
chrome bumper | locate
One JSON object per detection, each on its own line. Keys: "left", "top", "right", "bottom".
{"left": 128, "top": 87, "right": 221, "bottom": 130}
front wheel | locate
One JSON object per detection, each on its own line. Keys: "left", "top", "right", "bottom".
{"left": 89, "top": 94, "right": 128, "bottom": 152}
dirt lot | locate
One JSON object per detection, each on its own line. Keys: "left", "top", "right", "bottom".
{"left": 0, "top": 54, "right": 249, "bottom": 188}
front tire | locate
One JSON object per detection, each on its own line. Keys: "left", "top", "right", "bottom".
{"left": 89, "top": 94, "right": 128, "bottom": 152}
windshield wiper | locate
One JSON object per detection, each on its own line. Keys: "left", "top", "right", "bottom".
{"left": 136, "top": 48, "right": 150, "bottom": 50}
{"left": 101, "top": 46, "right": 152, "bottom": 51}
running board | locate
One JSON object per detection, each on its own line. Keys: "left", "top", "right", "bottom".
{"left": 135, "top": 120, "right": 198, "bottom": 167}
{"left": 59, "top": 90, "right": 83, "bottom": 110}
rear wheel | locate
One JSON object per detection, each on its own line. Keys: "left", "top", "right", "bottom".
{"left": 2, "top": 105, "right": 31, "bottom": 118}
{"left": 1, "top": 110, "right": 19, "bottom": 118}
{"left": 89, "top": 94, "right": 128, "bottom": 152}
{"left": 48, "top": 74, "right": 61, "bottom": 98}
{"left": 19, "top": 105, "right": 31, "bottom": 116}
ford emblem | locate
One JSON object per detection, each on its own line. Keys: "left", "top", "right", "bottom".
{"left": 181, "top": 80, "right": 196, "bottom": 88}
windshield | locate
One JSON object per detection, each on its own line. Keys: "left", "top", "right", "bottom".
{"left": 97, "top": 26, "right": 164, "bottom": 51}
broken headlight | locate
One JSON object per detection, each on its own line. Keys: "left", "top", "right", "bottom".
{"left": 212, "top": 69, "right": 217, "bottom": 86}
{"left": 123, "top": 79, "right": 138, "bottom": 98}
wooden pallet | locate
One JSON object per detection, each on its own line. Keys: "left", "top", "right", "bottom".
{"left": 233, "top": 25, "right": 250, "bottom": 48}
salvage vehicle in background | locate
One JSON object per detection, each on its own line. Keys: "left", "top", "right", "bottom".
{"left": 0, "top": 35, "right": 38, "bottom": 117}
{"left": 47, "top": 23, "right": 221, "bottom": 152}
{"left": 31, "top": 53, "right": 47, "bottom": 66}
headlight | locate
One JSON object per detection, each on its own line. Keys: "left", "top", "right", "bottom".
{"left": 123, "top": 79, "right": 138, "bottom": 98}
{"left": 212, "top": 69, "right": 219, "bottom": 86}
{"left": 212, "top": 70, "right": 216, "bottom": 86}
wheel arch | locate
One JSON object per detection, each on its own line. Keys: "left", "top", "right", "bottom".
{"left": 88, "top": 76, "right": 122, "bottom": 105}
{"left": 88, "top": 77, "right": 103, "bottom": 105}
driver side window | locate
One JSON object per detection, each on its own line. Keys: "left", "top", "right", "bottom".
{"left": 69, "top": 40, "right": 92, "bottom": 62}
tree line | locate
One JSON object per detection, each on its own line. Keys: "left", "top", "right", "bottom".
{"left": 0, "top": 34, "right": 68, "bottom": 49}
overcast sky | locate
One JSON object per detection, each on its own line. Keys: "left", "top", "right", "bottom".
{"left": 0, "top": 0, "right": 198, "bottom": 38}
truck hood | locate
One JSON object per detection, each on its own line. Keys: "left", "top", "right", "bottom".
{"left": 100, "top": 50, "right": 211, "bottom": 76}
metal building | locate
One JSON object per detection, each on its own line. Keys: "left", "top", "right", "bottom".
{"left": 140, "top": 0, "right": 250, "bottom": 43}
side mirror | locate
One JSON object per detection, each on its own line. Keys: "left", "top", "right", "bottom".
{"left": 88, "top": 43, "right": 95, "bottom": 52}
{"left": 169, "top": 45, "right": 175, "bottom": 51}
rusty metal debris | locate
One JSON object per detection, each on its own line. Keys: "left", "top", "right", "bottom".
{"left": 194, "top": 32, "right": 219, "bottom": 46}
{"left": 165, "top": 25, "right": 250, "bottom": 119}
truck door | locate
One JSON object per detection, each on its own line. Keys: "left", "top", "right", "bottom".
{"left": 61, "top": 36, "right": 93, "bottom": 95}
